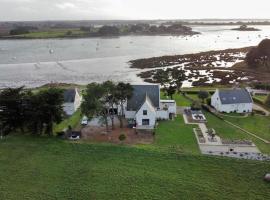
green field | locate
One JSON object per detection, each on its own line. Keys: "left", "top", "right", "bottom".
{"left": 54, "top": 109, "right": 82, "bottom": 133}
{"left": 205, "top": 112, "right": 270, "bottom": 154}
{"left": 151, "top": 117, "right": 199, "bottom": 154}
{"left": 1, "top": 88, "right": 270, "bottom": 199}
{"left": 161, "top": 92, "right": 192, "bottom": 107}
{"left": 254, "top": 95, "right": 267, "bottom": 103}
{"left": 20, "top": 29, "right": 87, "bottom": 38}
{"left": 1, "top": 131, "right": 270, "bottom": 199}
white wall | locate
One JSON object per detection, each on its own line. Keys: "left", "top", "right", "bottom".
{"left": 156, "top": 110, "right": 169, "bottom": 119}
{"left": 74, "top": 89, "right": 82, "bottom": 111}
{"left": 218, "top": 103, "right": 253, "bottom": 113}
{"left": 125, "top": 111, "right": 136, "bottom": 119}
{"left": 135, "top": 101, "right": 156, "bottom": 126}
{"left": 211, "top": 90, "right": 253, "bottom": 113}
{"left": 160, "top": 101, "right": 176, "bottom": 114}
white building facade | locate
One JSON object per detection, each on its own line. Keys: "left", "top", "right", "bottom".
{"left": 211, "top": 88, "right": 253, "bottom": 113}
{"left": 124, "top": 84, "right": 177, "bottom": 130}
{"left": 63, "top": 88, "right": 82, "bottom": 116}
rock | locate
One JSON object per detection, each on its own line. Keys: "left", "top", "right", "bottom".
{"left": 264, "top": 173, "right": 270, "bottom": 182}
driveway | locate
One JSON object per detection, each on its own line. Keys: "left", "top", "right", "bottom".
{"left": 253, "top": 103, "right": 270, "bottom": 116}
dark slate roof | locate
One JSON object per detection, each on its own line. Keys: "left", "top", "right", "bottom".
{"left": 63, "top": 89, "right": 76, "bottom": 103}
{"left": 127, "top": 84, "right": 160, "bottom": 111}
{"left": 218, "top": 88, "right": 253, "bottom": 104}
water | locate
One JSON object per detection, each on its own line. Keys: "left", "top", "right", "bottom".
{"left": 0, "top": 25, "right": 270, "bottom": 88}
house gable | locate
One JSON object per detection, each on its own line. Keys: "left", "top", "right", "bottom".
{"left": 127, "top": 84, "right": 160, "bottom": 111}
{"left": 135, "top": 94, "right": 157, "bottom": 127}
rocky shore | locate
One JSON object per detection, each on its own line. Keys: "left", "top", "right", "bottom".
{"left": 129, "top": 47, "right": 270, "bottom": 87}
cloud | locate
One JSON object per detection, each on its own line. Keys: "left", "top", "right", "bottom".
{"left": 56, "top": 2, "right": 76, "bottom": 10}
{"left": 0, "top": 0, "right": 269, "bottom": 21}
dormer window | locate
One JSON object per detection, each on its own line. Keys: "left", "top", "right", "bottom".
{"left": 143, "top": 110, "right": 147, "bottom": 115}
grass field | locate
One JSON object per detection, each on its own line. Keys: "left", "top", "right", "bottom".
{"left": 54, "top": 109, "right": 82, "bottom": 133}
{"left": 1, "top": 133, "right": 270, "bottom": 200}
{"left": 161, "top": 92, "right": 192, "bottom": 107}
{"left": 21, "top": 29, "right": 87, "bottom": 38}
{"left": 254, "top": 95, "right": 267, "bottom": 103}
{"left": 151, "top": 117, "right": 199, "bottom": 154}
{"left": 205, "top": 112, "right": 270, "bottom": 154}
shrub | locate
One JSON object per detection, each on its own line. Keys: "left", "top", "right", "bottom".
{"left": 119, "top": 134, "right": 126, "bottom": 141}
{"left": 206, "top": 98, "right": 211, "bottom": 105}
{"left": 191, "top": 100, "right": 202, "bottom": 110}
{"left": 265, "top": 94, "right": 270, "bottom": 107}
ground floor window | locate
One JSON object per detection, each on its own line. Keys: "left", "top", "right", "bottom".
{"left": 142, "top": 119, "right": 150, "bottom": 126}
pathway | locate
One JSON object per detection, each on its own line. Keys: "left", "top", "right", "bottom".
{"left": 183, "top": 114, "right": 261, "bottom": 155}
{"left": 224, "top": 120, "right": 270, "bottom": 144}
{"left": 253, "top": 103, "right": 270, "bottom": 116}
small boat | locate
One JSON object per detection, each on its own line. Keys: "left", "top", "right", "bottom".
{"left": 49, "top": 49, "right": 54, "bottom": 54}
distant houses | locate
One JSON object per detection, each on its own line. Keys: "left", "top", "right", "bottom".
{"left": 211, "top": 88, "right": 253, "bottom": 113}
{"left": 63, "top": 88, "right": 82, "bottom": 116}
{"left": 124, "top": 84, "right": 176, "bottom": 130}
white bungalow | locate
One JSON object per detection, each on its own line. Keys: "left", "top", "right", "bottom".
{"left": 124, "top": 84, "right": 176, "bottom": 130}
{"left": 211, "top": 88, "right": 253, "bottom": 113}
{"left": 63, "top": 88, "right": 82, "bottom": 116}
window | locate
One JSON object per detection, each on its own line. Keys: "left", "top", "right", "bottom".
{"left": 142, "top": 119, "right": 150, "bottom": 125}
{"left": 143, "top": 110, "right": 147, "bottom": 115}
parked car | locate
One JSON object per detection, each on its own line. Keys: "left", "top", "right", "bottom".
{"left": 69, "top": 131, "right": 81, "bottom": 140}
{"left": 81, "top": 116, "right": 88, "bottom": 125}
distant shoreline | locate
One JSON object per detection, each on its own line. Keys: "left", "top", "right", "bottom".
{"left": 0, "top": 32, "right": 200, "bottom": 40}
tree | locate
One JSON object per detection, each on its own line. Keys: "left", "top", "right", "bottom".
{"left": 81, "top": 83, "right": 111, "bottom": 132}
{"left": 66, "top": 31, "right": 72, "bottom": 36}
{"left": 115, "top": 82, "right": 133, "bottom": 128}
{"left": 0, "top": 87, "right": 28, "bottom": 134}
{"left": 102, "top": 81, "right": 117, "bottom": 130}
{"left": 246, "top": 39, "right": 270, "bottom": 68}
{"left": 80, "top": 26, "right": 91, "bottom": 32}
{"left": 34, "top": 88, "right": 64, "bottom": 136}
{"left": 198, "top": 91, "right": 209, "bottom": 103}
{"left": 191, "top": 100, "right": 202, "bottom": 110}
{"left": 167, "top": 85, "right": 177, "bottom": 99}
{"left": 171, "top": 68, "right": 186, "bottom": 93}
{"left": 98, "top": 26, "right": 120, "bottom": 36}
{"left": 265, "top": 94, "right": 270, "bottom": 107}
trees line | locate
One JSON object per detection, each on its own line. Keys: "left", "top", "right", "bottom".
{"left": 0, "top": 87, "right": 64, "bottom": 137}
{"left": 0, "top": 81, "right": 133, "bottom": 137}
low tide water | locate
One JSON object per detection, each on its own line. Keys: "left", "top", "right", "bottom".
{"left": 0, "top": 25, "right": 270, "bottom": 88}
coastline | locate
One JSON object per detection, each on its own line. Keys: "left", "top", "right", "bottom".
{"left": 129, "top": 46, "right": 270, "bottom": 87}
{"left": 0, "top": 31, "right": 200, "bottom": 40}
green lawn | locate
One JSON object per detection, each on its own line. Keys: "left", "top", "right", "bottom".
{"left": 21, "top": 29, "right": 86, "bottom": 38}
{"left": 152, "top": 117, "right": 200, "bottom": 154}
{"left": 0, "top": 135, "right": 270, "bottom": 200}
{"left": 222, "top": 115, "right": 270, "bottom": 141}
{"left": 205, "top": 112, "right": 270, "bottom": 154}
{"left": 54, "top": 109, "right": 82, "bottom": 133}
{"left": 161, "top": 92, "right": 192, "bottom": 107}
{"left": 254, "top": 95, "right": 267, "bottom": 103}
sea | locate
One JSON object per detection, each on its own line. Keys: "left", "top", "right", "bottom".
{"left": 0, "top": 25, "right": 270, "bottom": 88}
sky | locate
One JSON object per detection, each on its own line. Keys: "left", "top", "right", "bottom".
{"left": 0, "top": 0, "right": 270, "bottom": 21}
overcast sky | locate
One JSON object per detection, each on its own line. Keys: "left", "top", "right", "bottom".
{"left": 0, "top": 0, "right": 270, "bottom": 21}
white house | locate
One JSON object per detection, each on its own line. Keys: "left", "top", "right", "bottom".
{"left": 211, "top": 88, "right": 253, "bottom": 113}
{"left": 63, "top": 88, "right": 82, "bottom": 116}
{"left": 124, "top": 84, "right": 176, "bottom": 130}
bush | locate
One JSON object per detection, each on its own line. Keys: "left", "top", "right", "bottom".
{"left": 206, "top": 98, "right": 211, "bottom": 105}
{"left": 191, "top": 100, "right": 202, "bottom": 110}
{"left": 119, "top": 134, "right": 126, "bottom": 141}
